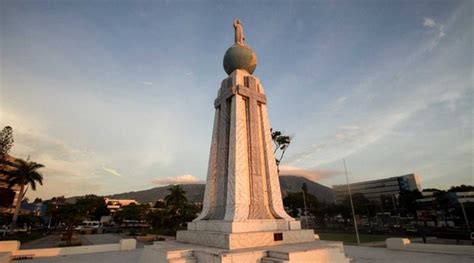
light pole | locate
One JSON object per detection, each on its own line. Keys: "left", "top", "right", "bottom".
{"left": 460, "top": 199, "right": 471, "bottom": 233}
{"left": 343, "top": 159, "right": 360, "bottom": 245}
{"left": 302, "top": 188, "right": 308, "bottom": 229}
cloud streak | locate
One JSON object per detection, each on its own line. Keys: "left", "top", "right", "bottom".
{"left": 102, "top": 166, "right": 123, "bottom": 177}
{"left": 152, "top": 174, "right": 203, "bottom": 186}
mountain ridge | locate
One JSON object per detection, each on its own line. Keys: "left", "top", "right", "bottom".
{"left": 101, "top": 176, "right": 335, "bottom": 204}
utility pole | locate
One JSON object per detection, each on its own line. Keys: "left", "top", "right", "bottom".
{"left": 343, "top": 159, "right": 360, "bottom": 245}
{"left": 460, "top": 199, "right": 471, "bottom": 233}
{"left": 302, "top": 183, "right": 309, "bottom": 229}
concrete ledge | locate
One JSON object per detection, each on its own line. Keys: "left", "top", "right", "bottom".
{"left": 0, "top": 252, "right": 11, "bottom": 263}
{"left": 386, "top": 238, "right": 474, "bottom": 256}
{"left": 120, "top": 239, "right": 137, "bottom": 251}
{"left": 0, "top": 241, "right": 20, "bottom": 252}
{"left": 1, "top": 238, "right": 136, "bottom": 260}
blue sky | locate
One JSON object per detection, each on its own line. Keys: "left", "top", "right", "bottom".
{"left": 1, "top": 0, "right": 472, "bottom": 199}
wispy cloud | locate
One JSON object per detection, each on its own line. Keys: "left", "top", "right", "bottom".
{"left": 423, "top": 17, "right": 436, "bottom": 28}
{"left": 423, "top": 17, "right": 445, "bottom": 38}
{"left": 141, "top": 81, "right": 153, "bottom": 86}
{"left": 285, "top": 10, "right": 469, "bottom": 170}
{"left": 152, "top": 174, "right": 203, "bottom": 186}
{"left": 102, "top": 166, "right": 123, "bottom": 177}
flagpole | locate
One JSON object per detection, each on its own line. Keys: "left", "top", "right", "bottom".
{"left": 343, "top": 159, "right": 360, "bottom": 245}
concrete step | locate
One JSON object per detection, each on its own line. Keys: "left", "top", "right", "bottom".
{"left": 169, "top": 256, "right": 197, "bottom": 263}
{"left": 262, "top": 257, "right": 290, "bottom": 263}
{"left": 267, "top": 251, "right": 290, "bottom": 260}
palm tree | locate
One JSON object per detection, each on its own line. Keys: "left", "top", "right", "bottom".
{"left": 164, "top": 185, "right": 187, "bottom": 207}
{"left": 7, "top": 158, "right": 44, "bottom": 228}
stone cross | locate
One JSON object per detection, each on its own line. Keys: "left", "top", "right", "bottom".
{"left": 214, "top": 77, "right": 270, "bottom": 218}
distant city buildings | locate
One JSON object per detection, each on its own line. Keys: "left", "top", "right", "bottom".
{"left": 416, "top": 190, "right": 474, "bottom": 208}
{"left": 333, "top": 173, "right": 421, "bottom": 204}
{"left": 104, "top": 198, "right": 137, "bottom": 213}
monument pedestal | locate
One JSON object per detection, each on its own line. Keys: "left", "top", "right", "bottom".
{"left": 177, "top": 229, "right": 315, "bottom": 250}
{"left": 139, "top": 240, "right": 350, "bottom": 263}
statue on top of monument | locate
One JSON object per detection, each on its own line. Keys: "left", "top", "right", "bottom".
{"left": 233, "top": 18, "right": 245, "bottom": 45}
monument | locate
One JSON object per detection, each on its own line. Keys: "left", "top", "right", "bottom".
{"left": 140, "top": 20, "right": 350, "bottom": 263}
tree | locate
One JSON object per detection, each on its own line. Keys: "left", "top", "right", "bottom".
{"left": 115, "top": 203, "right": 149, "bottom": 222}
{"left": 0, "top": 126, "right": 14, "bottom": 156}
{"left": 283, "top": 191, "right": 320, "bottom": 217}
{"left": 398, "top": 190, "right": 422, "bottom": 217}
{"left": 45, "top": 196, "right": 66, "bottom": 228}
{"left": 0, "top": 126, "right": 14, "bottom": 178}
{"left": 448, "top": 185, "right": 474, "bottom": 192}
{"left": 56, "top": 203, "right": 85, "bottom": 246}
{"left": 6, "top": 158, "right": 44, "bottom": 228}
{"left": 154, "top": 200, "right": 166, "bottom": 209}
{"left": 161, "top": 185, "right": 199, "bottom": 230}
{"left": 271, "top": 129, "right": 291, "bottom": 173}
{"left": 341, "top": 193, "right": 376, "bottom": 223}
{"left": 164, "top": 185, "right": 187, "bottom": 208}
{"left": 75, "top": 195, "right": 109, "bottom": 220}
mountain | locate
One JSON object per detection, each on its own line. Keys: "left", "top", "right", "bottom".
{"left": 278, "top": 176, "right": 335, "bottom": 203}
{"left": 103, "top": 176, "right": 335, "bottom": 204}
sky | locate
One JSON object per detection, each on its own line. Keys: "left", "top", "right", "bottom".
{"left": 0, "top": 0, "right": 472, "bottom": 200}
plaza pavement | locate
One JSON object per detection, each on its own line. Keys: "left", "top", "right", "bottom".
{"left": 22, "top": 245, "right": 474, "bottom": 263}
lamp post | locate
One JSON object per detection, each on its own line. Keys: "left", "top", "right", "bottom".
{"left": 343, "top": 159, "right": 360, "bottom": 245}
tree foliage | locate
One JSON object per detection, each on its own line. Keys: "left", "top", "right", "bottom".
{"left": 448, "top": 185, "right": 474, "bottom": 192}
{"left": 56, "top": 203, "right": 85, "bottom": 246}
{"left": 164, "top": 185, "right": 188, "bottom": 207}
{"left": 75, "top": 195, "right": 110, "bottom": 221}
{"left": 341, "top": 193, "right": 377, "bottom": 218}
{"left": 0, "top": 126, "right": 14, "bottom": 156}
{"left": 398, "top": 190, "right": 422, "bottom": 217}
{"left": 6, "top": 159, "right": 44, "bottom": 190}
{"left": 148, "top": 185, "right": 199, "bottom": 231}
{"left": 271, "top": 129, "right": 292, "bottom": 172}
{"left": 6, "top": 158, "right": 44, "bottom": 228}
{"left": 115, "top": 203, "right": 149, "bottom": 222}
{"left": 283, "top": 191, "right": 320, "bottom": 217}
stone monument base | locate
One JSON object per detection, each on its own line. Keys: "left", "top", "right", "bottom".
{"left": 176, "top": 229, "right": 315, "bottom": 250}
{"left": 139, "top": 240, "right": 350, "bottom": 263}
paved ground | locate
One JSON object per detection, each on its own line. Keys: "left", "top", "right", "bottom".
{"left": 21, "top": 235, "right": 62, "bottom": 249}
{"left": 344, "top": 245, "right": 474, "bottom": 263}
{"left": 21, "top": 234, "right": 147, "bottom": 249}
{"left": 22, "top": 244, "right": 474, "bottom": 262}
{"left": 24, "top": 249, "right": 144, "bottom": 263}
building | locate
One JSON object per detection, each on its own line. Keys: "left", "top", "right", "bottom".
{"left": 333, "top": 173, "right": 421, "bottom": 204}
{"left": 416, "top": 191, "right": 474, "bottom": 208}
{"left": 104, "top": 198, "right": 137, "bottom": 213}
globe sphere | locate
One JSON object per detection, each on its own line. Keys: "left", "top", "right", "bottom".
{"left": 223, "top": 44, "right": 257, "bottom": 75}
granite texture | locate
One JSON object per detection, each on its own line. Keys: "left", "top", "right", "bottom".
{"left": 177, "top": 229, "right": 315, "bottom": 250}
{"left": 194, "top": 69, "right": 293, "bottom": 229}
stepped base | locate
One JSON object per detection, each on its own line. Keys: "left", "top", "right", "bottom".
{"left": 177, "top": 229, "right": 314, "bottom": 250}
{"left": 139, "top": 240, "right": 350, "bottom": 263}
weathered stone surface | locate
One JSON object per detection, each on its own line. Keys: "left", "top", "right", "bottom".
{"left": 190, "top": 69, "right": 294, "bottom": 231}
{"left": 177, "top": 229, "right": 315, "bottom": 250}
